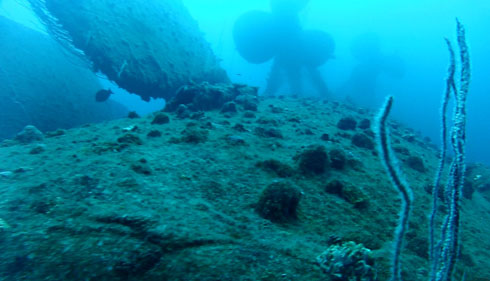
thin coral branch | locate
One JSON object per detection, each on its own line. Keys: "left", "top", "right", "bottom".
{"left": 376, "top": 96, "right": 413, "bottom": 281}
{"left": 429, "top": 37, "right": 456, "bottom": 281}
{"left": 434, "top": 18, "right": 471, "bottom": 281}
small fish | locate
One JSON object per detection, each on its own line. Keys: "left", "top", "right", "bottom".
{"left": 95, "top": 89, "right": 113, "bottom": 102}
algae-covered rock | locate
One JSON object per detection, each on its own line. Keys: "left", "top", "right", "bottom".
{"left": 40, "top": 0, "right": 230, "bottom": 101}
{"left": 296, "top": 145, "right": 329, "bottom": 175}
{"left": 337, "top": 116, "right": 357, "bottom": 130}
{"left": 329, "top": 148, "right": 347, "bottom": 170}
{"left": 325, "top": 180, "right": 369, "bottom": 208}
{"left": 151, "top": 113, "right": 170, "bottom": 125}
{"left": 405, "top": 155, "right": 426, "bottom": 173}
{"left": 256, "top": 181, "right": 302, "bottom": 223}
{"left": 351, "top": 133, "right": 375, "bottom": 150}
{"left": 256, "top": 159, "right": 295, "bottom": 178}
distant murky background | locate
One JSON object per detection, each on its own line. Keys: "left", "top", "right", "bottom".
{"left": 2, "top": 0, "right": 489, "bottom": 164}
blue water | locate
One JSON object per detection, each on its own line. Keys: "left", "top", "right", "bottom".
{"left": 182, "top": 0, "right": 490, "bottom": 165}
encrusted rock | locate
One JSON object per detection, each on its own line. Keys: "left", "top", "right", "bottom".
{"left": 147, "top": 130, "right": 162, "bottom": 138}
{"left": 296, "top": 145, "right": 329, "bottom": 175}
{"left": 128, "top": 111, "right": 140, "bottom": 119}
{"left": 325, "top": 180, "right": 344, "bottom": 196}
{"left": 180, "top": 128, "right": 208, "bottom": 143}
{"left": 151, "top": 113, "right": 170, "bottom": 125}
{"left": 15, "top": 125, "right": 44, "bottom": 144}
{"left": 358, "top": 118, "right": 371, "bottom": 130}
{"left": 256, "top": 117, "right": 279, "bottom": 126}
{"left": 254, "top": 127, "right": 283, "bottom": 138}
{"left": 165, "top": 83, "right": 258, "bottom": 112}
{"left": 351, "top": 133, "right": 374, "bottom": 150}
{"left": 256, "top": 181, "right": 302, "bottom": 223}
{"left": 256, "top": 159, "right": 294, "bottom": 178}
{"left": 190, "top": 111, "right": 205, "bottom": 120}
{"left": 405, "top": 156, "right": 426, "bottom": 173}
{"left": 117, "top": 134, "right": 143, "bottom": 145}
{"left": 235, "top": 94, "right": 259, "bottom": 111}
{"left": 342, "top": 185, "right": 369, "bottom": 208}
{"left": 131, "top": 159, "right": 152, "bottom": 175}
{"left": 29, "top": 144, "right": 46, "bottom": 154}
{"left": 337, "top": 117, "right": 357, "bottom": 130}
{"left": 329, "top": 148, "right": 347, "bottom": 170}
{"left": 393, "top": 146, "right": 410, "bottom": 156}
{"left": 220, "top": 101, "right": 238, "bottom": 114}
{"left": 45, "top": 129, "right": 65, "bottom": 138}
{"left": 226, "top": 135, "right": 246, "bottom": 145}
{"left": 242, "top": 111, "right": 256, "bottom": 118}
{"left": 303, "top": 128, "right": 315, "bottom": 135}
{"left": 176, "top": 104, "right": 191, "bottom": 119}
{"left": 316, "top": 241, "right": 376, "bottom": 281}
{"left": 232, "top": 123, "right": 248, "bottom": 132}
{"left": 270, "top": 105, "right": 284, "bottom": 113}
{"left": 325, "top": 180, "right": 369, "bottom": 208}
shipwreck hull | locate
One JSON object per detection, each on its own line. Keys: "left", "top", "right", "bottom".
{"left": 43, "top": 0, "right": 229, "bottom": 101}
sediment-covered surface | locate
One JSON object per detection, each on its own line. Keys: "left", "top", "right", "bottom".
{"left": 0, "top": 89, "right": 489, "bottom": 280}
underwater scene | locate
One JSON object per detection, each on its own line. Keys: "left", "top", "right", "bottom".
{"left": 0, "top": 0, "right": 489, "bottom": 280}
